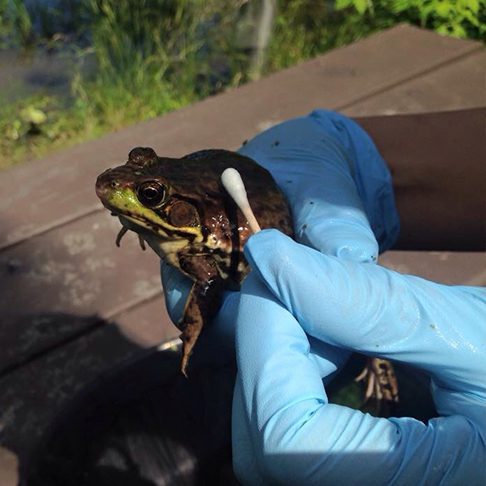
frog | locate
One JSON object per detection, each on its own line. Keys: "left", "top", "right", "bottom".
{"left": 95, "top": 147, "right": 293, "bottom": 375}
{"left": 95, "top": 146, "right": 398, "bottom": 410}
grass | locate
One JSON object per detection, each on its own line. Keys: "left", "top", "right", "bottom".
{"left": 0, "top": 0, "right": 484, "bottom": 170}
{"left": 0, "top": 0, "right": 243, "bottom": 168}
{"left": 0, "top": 71, "right": 196, "bottom": 168}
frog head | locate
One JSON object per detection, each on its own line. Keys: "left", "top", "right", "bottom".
{"left": 96, "top": 147, "right": 205, "bottom": 255}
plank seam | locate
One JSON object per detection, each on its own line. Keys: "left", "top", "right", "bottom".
{"left": 336, "top": 45, "right": 484, "bottom": 111}
{"left": 0, "top": 292, "right": 166, "bottom": 378}
{"left": 102, "top": 287, "right": 162, "bottom": 321}
{"left": 0, "top": 317, "right": 104, "bottom": 379}
{"left": 0, "top": 204, "right": 103, "bottom": 252}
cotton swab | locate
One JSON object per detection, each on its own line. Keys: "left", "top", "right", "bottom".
{"left": 221, "top": 168, "right": 261, "bottom": 234}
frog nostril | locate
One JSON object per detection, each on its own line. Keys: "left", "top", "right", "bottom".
{"left": 110, "top": 181, "right": 118, "bottom": 188}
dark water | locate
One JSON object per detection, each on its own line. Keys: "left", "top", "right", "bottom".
{"left": 0, "top": 48, "right": 77, "bottom": 102}
{"left": 0, "top": 0, "right": 88, "bottom": 102}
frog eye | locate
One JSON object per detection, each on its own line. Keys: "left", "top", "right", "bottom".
{"left": 137, "top": 181, "right": 166, "bottom": 207}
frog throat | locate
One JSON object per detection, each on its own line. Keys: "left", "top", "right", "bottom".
{"left": 107, "top": 187, "right": 203, "bottom": 242}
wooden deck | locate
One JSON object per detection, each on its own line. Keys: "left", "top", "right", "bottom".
{"left": 0, "top": 24, "right": 485, "bottom": 483}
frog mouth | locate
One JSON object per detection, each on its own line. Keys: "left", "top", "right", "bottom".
{"left": 117, "top": 213, "right": 171, "bottom": 243}
{"left": 114, "top": 212, "right": 184, "bottom": 253}
{"left": 116, "top": 212, "right": 200, "bottom": 248}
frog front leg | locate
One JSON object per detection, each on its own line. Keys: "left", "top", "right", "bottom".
{"left": 176, "top": 254, "right": 225, "bottom": 376}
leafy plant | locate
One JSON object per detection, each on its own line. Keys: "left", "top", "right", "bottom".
{"left": 0, "top": 93, "right": 95, "bottom": 165}
{"left": 266, "top": 0, "right": 371, "bottom": 72}
{"left": 335, "top": 0, "right": 486, "bottom": 40}
{"left": 0, "top": 0, "right": 33, "bottom": 48}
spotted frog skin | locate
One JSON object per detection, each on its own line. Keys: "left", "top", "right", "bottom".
{"left": 96, "top": 147, "right": 293, "bottom": 374}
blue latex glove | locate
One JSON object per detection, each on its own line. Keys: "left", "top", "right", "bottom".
{"left": 161, "top": 110, "right": 399, "bottom": 358}
{"left": 233, "top": 230, "right": 486, "bottom": 484}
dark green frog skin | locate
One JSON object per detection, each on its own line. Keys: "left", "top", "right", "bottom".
{"left": 96, "top": 147, "right": 293, "bottom": 374}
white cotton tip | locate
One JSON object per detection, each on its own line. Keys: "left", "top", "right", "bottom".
{"left": 221, "top": 168, "right": 261, "bottom": 233}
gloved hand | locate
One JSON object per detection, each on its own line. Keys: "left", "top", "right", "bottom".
{"left": 233, "top": 229, "right": 486, "bottom": 484}
{"left": 161, "top": 110, "right": 399, "bottom": 358}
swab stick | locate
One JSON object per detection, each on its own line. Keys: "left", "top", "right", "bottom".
{"left": 221, "top": 168, "right": 261, "bottom": 234}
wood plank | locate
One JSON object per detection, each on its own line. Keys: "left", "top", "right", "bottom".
{"left": 0, "top": 296, "right": 178, "bottom": 378}
{"left": 0, "top": 25, "right": 481, "bottom": 250}
{"left": 0, "top": 446, "right": 17, "bottom": 486}
{"left": 0, "top": 321, "right": 182, "bottom": 479}
{"left": 381, "top": 251, "right": 486, "bottom": 286}
{"left": 345, "top": 49, "right": 486, "bottom": 116}
{"left": 0, "top": 212, "right": 158, "bottom": 317}
{"left": 114, "top": 294, "right": 179, "bottom": 347}
{"left": 0, "top": 210, "right": 175, "bottom": 373}
{"left": 354, "top": 108, "right": 486, "bottom": 252}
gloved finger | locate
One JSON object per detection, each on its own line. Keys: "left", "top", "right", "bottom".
{"left": 203, "top": 278, "right": 351, "bottom": 376}
{"left": 232, "top": 377, "right": 263, "bottom": 485}
{"left": 244, "top": 230, "right": 486, "bottom": 413}
{"left": 160, "top": 260, "right": 192, "bottom": 324}
{"left": 233, "top": 273, "right": 485, "bottom": 485}
{"left": 238, "top": 110, "right": 400, "bottom": 260}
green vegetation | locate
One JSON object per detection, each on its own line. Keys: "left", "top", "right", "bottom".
{"left": 0, "top": 0, "right": 32, "bottom": 49}
{"left": 0, "top": 0, "right": 484, "bottom": 169}
{"left": 336, "top": 0, "right": 485, "bottom": 39}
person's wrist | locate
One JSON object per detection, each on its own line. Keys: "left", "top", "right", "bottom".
{"left": 160, "top": 260, "right": 192, "bottom": 324}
